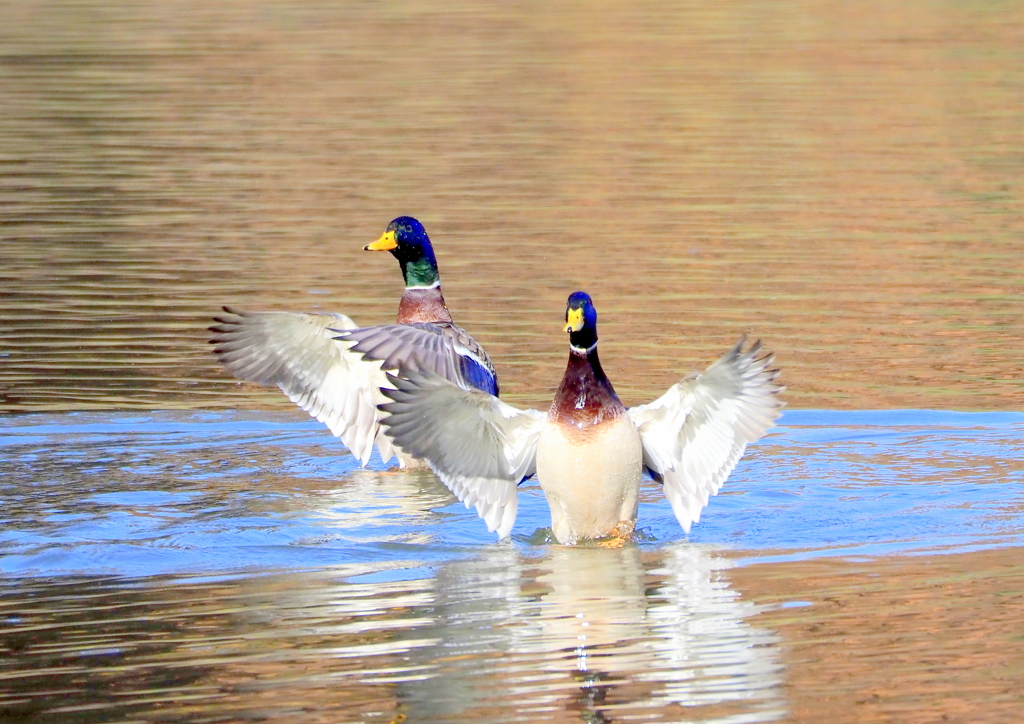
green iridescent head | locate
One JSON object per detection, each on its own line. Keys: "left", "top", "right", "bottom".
{"left": 365, "top": 216, "right": 440, "bottom": 288}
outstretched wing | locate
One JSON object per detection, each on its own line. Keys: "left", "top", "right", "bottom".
{"left": 335, "top": 323, "right": 498, "bottom": 396}
{"left": 379, "top": 370, "right": 544, "bottom": 538}
{"left": 209, "top": 306, "right": 399, "bottom": 465}
{"left": 628, "top": 337, "right": 784, "bottom": 532}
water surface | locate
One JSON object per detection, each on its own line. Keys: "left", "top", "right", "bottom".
{"left": 1, "top": 0, "right": 1022, "bottom": 412}
{"left": 2, "top": 410, "right": 1023, "bottom": 721}
{"left": 2, "top": 0, "right": 1024, "bottom": 721}
{"left": 3, "top": 410, "right": 1023, "bottom": 576}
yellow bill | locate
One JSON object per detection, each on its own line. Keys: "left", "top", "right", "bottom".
{"left": 364, "top": 230, "right": 398, "bottom": 251}
{"left": 564, "top": 307, "right": 585, "bottom": 333}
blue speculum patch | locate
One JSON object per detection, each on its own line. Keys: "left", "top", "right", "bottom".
{"left": 459, "top": 354, "right": 499, "bottom": 396}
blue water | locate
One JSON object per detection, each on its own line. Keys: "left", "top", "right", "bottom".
{"left": 2, "top": 409, "right": 1022, "bottom": 724}
{"left": 2, "top": 409, "right": 1022, "bottom": 577}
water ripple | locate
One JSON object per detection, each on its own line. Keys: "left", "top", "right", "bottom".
{"left": 2, "top": 410, "right": 1023, "bottom": 578}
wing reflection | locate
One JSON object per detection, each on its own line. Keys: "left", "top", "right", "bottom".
{"left": 306, "top": 468, "right": 459, "bottom": 543}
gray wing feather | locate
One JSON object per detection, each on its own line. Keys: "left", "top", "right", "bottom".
{"left": 629, "top": 337, "right": 784, "bottom": 533}
{"left": 209, "top": 306, "right": 398, "bottom": 465}
{"left": 379, "top": 370, "right": 544, "bottom": 538}
{"left": 337, "top": 323, "right": 496, "bottom": 392}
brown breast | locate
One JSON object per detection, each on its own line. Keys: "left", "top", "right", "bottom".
{"left": 548, "top": 349, "right": 625, "bottom": 436}
{"left": 396, "top": 287, "right": 454, "bottom": 324}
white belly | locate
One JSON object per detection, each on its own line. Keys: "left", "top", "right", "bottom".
{"left": 535, "top": 413, "right": 643, "bottom": 544}
{"left": 396, "top": 451, "right": 430, "bottom": 471}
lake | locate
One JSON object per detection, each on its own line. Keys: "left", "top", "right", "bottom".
{"left": 1, "top": 1, "right": 1023, "bottom": 722}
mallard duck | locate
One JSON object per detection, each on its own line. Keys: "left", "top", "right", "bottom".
{"left": 369, "top": 292, "right": 783, "bottom": 543}
{"left": 209, "top": 216, "right": 497, "bottom": 467}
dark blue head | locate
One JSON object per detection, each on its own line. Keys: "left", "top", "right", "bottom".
{"left": 564, "top": 291, "right": 598, "bottom": 349}
{"left": 365, "top": 216, "right": 440, "bottom": 287}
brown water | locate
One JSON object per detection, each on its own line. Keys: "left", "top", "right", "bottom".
{"left": 2, "top": 1, "right": 1024, "bottom": 722}
{"left": 3, "top": 0, "right": 1023, "bottom": 412}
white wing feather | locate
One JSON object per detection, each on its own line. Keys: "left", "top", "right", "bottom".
{"left": 379, "top": 370, "right": 545, "bottom": 538}
{"left": 210, "top": 307, "right": 397, "bottom": 466}
{"left": 629, "top": 338, "right": 784, "bottom": 532}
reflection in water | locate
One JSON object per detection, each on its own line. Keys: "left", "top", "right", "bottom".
{"left": 312, "top": 468, "right": 458, "bottom": 545}
{"left": 0, "top": 546, "right": 783, "bottom": 723}
{"left": 382, "top": 545, "right": 783, "bottom": 722}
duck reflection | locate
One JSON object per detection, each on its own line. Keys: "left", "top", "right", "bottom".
{"left": 11, "top": 543, "right": 785, "bottom": 722}
{"left": 386, "top": 544, "right": 785, "bottom": 723}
